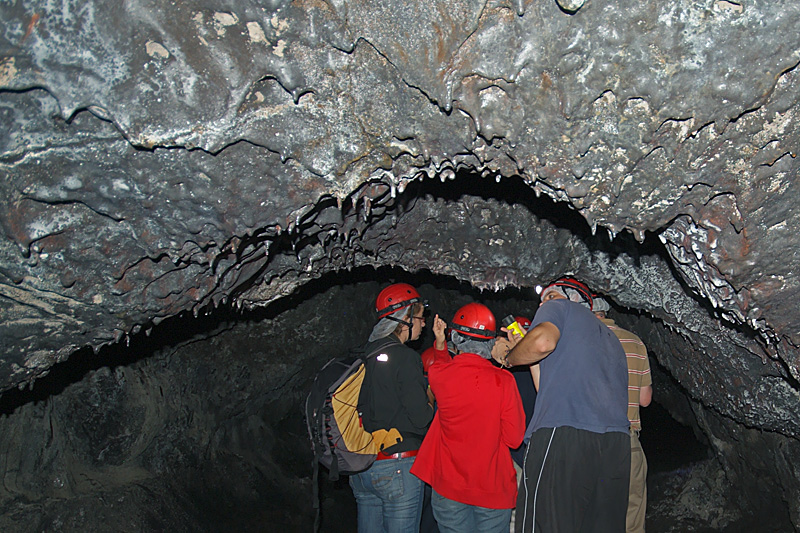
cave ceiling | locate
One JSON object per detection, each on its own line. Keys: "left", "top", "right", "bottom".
{"left": 2, "top": 0, "right": 800, "bottom": 442}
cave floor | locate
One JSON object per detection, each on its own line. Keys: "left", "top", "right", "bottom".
{"left": 315, "top": 458, "right": 792, "bottom": 533}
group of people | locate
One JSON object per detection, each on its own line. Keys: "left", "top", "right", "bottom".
{"left": 351, "top": 277, "right": 652, "bottom": 532}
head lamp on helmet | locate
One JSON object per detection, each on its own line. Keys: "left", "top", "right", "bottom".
{"left": 375, "top": 283, "right": 422, "bottom": 319}
{"left": 450, "top": 303, "right": 497, "bottom": 339}
{"left": 540, "top": 277, "right": 593, "bottom": 310}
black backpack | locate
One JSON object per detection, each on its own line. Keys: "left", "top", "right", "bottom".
{"left": 304, "top": 339, "right": 394, "bottom": 530}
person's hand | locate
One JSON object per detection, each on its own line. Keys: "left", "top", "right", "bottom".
{"left": 433, "top": 314, "right": 447, "bottom": 350}
{"left": 492, "top": 337, "right": 513, "bottom": 367}
{"left": 500, "top": 326, "right": 523, "bottom": 348}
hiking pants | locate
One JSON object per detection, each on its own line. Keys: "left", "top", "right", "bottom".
{"left": 349, "top": 455, "right": 424, "bottom": 533}
{"left": 516, "top": 426, "right": 630, "bottom": 533}
{"left": 627, "top": 430, "right": 648, "bottom": 533}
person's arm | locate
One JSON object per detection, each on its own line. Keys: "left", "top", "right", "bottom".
{"left": 639, "top": 348, "right": 653, "bottom": 407}
{"left": 530, "top": 363, "right": 540, "bottom": 391}
{"left": 639, "top": 384, "right": 653, "bottom": 407}
{"left": 500, "top": 321, "right": 560, "bottom": 367}
{"left": 501, "top": 380, "right": 526, "bottom": 449}
{"left": 432, "top": 314, "right": 447, "bottom": 351}
{"left": 430, "top": 314, "right": 450, "bottom": 363}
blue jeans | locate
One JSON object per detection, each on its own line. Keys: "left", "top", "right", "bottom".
{"left": 431, "top": 489, "right": 511, "bottom": 533}
{"left": 349, "top": 456, "right": 424, "bottom": 533}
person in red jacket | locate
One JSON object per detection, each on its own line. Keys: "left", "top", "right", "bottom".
{"left": 411, "top": 304, "right": 525, "bottom": 533}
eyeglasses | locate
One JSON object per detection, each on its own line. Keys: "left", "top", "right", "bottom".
{"left": 412, "top": 316, "right": 426, "bottom": 322}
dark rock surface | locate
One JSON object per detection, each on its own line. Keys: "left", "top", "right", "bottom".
{"left": 2, "top": 0, "right": 800, "bottom": 530}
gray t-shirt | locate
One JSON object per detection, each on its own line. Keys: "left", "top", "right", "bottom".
{"left": 526, "top": 299, "right": 630, "bottom": 438}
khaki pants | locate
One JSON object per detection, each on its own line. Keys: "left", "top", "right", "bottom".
{"left": 627, "top": 430, "right": 648, "bottom": 532}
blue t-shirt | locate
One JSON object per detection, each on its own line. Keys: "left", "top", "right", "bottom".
{"left": 526, "top": 299, "right": 629, "bottom": 438}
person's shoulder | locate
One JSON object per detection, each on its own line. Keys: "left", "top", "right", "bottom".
{"left": 390, "top": 343, "right": 424, "bottom": 363}
{"left": 534, "top": 298, "right": 569, "bottom": 319}
{"left": 624, "top": 328, "right": 644, "bottom": 343}
{"left": 537, "top": 298, "right": 585, "bottom": 326}
{"left": 612, "top": 324, "right": 645, "bottom": 344}
{"left": 365, "top": 336, "right": 396, "bottom": 351}
{"left": 366, "top": 337, "right": 413, "bottom": 358}
{"left": 542, "top": 298, "right": 570, "bottom": 308}
{"left": 496, "top": 367, "right": 522, "bottom": 391}
{"left": 495, "top": 365, "right": 517, "bottom": 380}
{"left": 543, "top": 298, "right": 580, "bottom": 313}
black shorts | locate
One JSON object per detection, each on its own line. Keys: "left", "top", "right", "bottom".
{"left": 516, "top": 426, "right": 631, "bottom": 533}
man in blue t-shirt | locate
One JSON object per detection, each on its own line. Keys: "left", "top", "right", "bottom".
{"left": 495, "top": 277, "right": 630, "bottom": 533}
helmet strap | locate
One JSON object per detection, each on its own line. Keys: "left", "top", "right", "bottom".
{"left": 387, "top": 313, "right": 414, "bottom": 343}
{"left": 450, "top": 324, "right": 496, "bottom": 339}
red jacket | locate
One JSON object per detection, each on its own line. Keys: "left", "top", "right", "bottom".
{"left": 411, "top": 347, "right": 525, "bottom": 509}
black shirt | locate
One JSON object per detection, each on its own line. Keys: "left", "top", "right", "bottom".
{"left": 358, "top": 336, "right": 434, "bottom": 454}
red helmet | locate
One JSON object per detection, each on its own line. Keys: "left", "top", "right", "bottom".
{"left": 541, "top": 277, "right": 593, "bottom": 310}
{"left": 451, "top": 303, "right": 496, "bottom": 339}
{"left": 420, "top": 347, "right": 436, "bottom": 375}
{"left": 375, "top": 283, "right": 421, "bottom": 318}
{"left": 515, "top": 316, "right": 532, "bottom": 330}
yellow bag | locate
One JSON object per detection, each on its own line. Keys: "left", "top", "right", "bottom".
{"left": 332, "top": 363, "right": 402, "bottom": 452}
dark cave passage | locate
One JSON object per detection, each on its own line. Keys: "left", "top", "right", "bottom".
{"left": 0, "top": 265, "right": 734, "bottom": 532}
{"left": 0, "top": 173, "right": 793, "bottom": 532}
{"left": 0, "top": 264, "right": 793, "bottom": 532}
{"left": 640, "top": 399, "right": 709, "bottom": 476}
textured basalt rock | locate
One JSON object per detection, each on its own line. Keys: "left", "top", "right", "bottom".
{"left": 2, "top": 0, "right": 800, "bottom": 529}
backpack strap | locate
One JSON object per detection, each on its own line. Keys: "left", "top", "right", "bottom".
{"left": 360, "top": 336, "right": 399, "bottom": 361}
{"left": 312, "top": 456, "right": 321, "bottom": 532}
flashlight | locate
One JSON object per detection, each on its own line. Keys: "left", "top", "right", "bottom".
{"left": 501, "top": 315, "right": 526, "bottom": 338}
